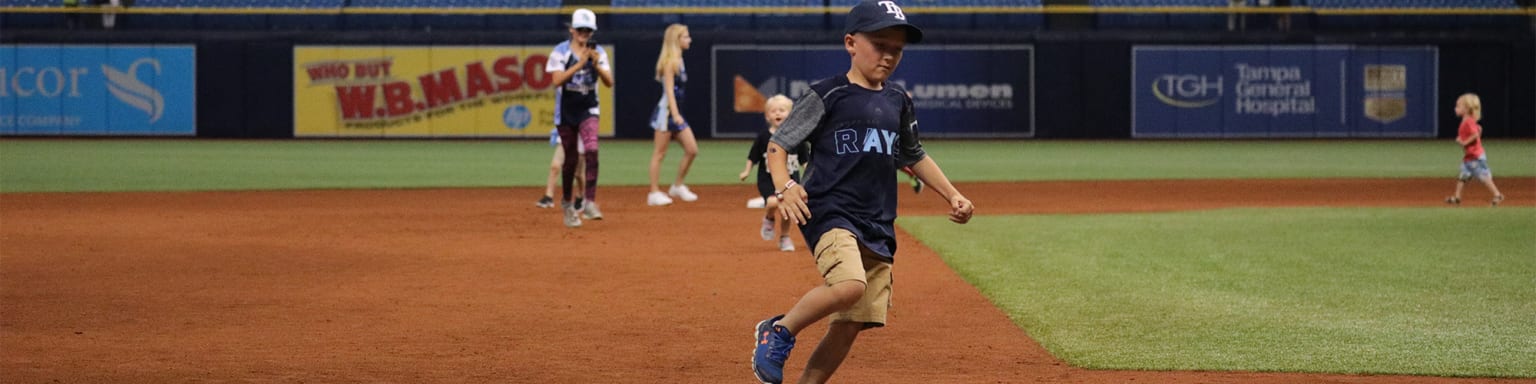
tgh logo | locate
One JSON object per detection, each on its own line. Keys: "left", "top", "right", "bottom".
{"left": 1152, "top": 74, "right": 1222, "bottom": 108}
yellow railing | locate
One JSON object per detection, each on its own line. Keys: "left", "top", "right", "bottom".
{"left": 0, "top": 5, "right": 1531, "bottom": 16}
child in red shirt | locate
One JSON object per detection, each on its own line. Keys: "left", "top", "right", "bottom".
{"left": 1445, "top": 93, "right": 1505, "bottom": 206}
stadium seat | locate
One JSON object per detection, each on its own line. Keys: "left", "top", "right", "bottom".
{"left": 2, "top": 0, "right": 61, "bottom": 29}
{"left": 1094, "top": 0, "right": 1169, "bottom": 29}
{"left": 989, "top": 0, "right": 1046, "bottom": 31}
{"left": 612, "top": 0, "right": 684, "bottom": 30}
{"left": 269, "top": 0, "right": 345, "bottom": 30}
{"left": 1312, "top": 0, "right": 1522, "bottom": 30}
{"left": 753, "top": 0, "right": 823, "bottom": 30}
{"left": 1164, "top": 0, "right": 1227, "bottom": 30}
{"left": 680, "top": 0, "right": 754, "bottom": 31}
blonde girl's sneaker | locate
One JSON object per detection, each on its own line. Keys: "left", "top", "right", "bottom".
{"left": 1445, "top": 196, "right": 1461, "bottom": 206}
{"left": 1491, "top": 195, "right": 1504, "bottom": 206}
{"left": 669, "top": 184, "right": 699, "bottom": 202}
{"left": 647, "top": 191, "right": 674, "bottom": 206}
{"left": 761, "top": 218, "right": 775, "bottom": 241}
{"left": 536, "top": 195, "right": 555, "bottom": 208}
{"left": 778, "top": 236, "right": 795, "bottom": 252}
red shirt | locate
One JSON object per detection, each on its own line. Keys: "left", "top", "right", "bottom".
{"left": 1458, "top": 117, "right": 1484, "bottom": 161}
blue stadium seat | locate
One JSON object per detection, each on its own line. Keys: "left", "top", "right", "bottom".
{"left": 611, "top": 0, "right": 683, "bottom": 29}
{"left": 118, "top": 0, "right": 197, "bottom": 29}
{"left": 908, "top": 0, "right": 975, "bottom": 29}
{"left": 269, "top": 0, "right": 344, "bottom": 30}
{"left": 4, "top": 0, "right": 56, "bottom": 5}
{"left": 972, "top": 0, "right": 1044, "bottom": 31}
{"left": 679, "top": 0, "right": 754, "bottom": 31}
{"left": 1094, "top": 0, "right": 1169, "bottom": 29}
{"left": 3, "top": 0, "right": 66, "bottom": 29}
{"left": 485, "top": 0, "right": 557, "bottom": 31}
{"left": 1311, "top": 0, "right": 1522, "bottom": 30}
{"left": 1165, "top": 0, "right": 1226, "bottom": 30}
{"left": 1312, "top": 0, "right": 1382, "bottom": 29}
{"left": 752, "top": 0, "right": 823, "bottom": 30}
{"left": 344, "top": 0, "right": 416, "bottom": 30}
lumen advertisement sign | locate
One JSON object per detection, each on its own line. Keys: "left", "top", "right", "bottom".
{"left": 712, "top": 45, "right": 1034, "bottom": 138}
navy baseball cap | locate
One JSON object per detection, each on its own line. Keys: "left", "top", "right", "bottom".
{"left": 844, "top": 0, "right": 923, "bottom": 43}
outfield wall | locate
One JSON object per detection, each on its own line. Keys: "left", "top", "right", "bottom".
{"left": 3, "top": 29, "right": 1531, "bottom": 139}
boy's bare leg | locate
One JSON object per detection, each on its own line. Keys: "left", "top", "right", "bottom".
{"left": 1480, "top": 177, "right": 1502, "bottom": 198}
{"left": 545, "top": 161, "right": 561, "bottom": 198}
{"left": 763, "top": 197, "right": 781, "bottom": 241}
{"left": 777, "top": 281, "right": 864, "bottom": 333}
{"left": 798, "top": 321, "right": 865, "bottom": 384}
{"left": 1452, "top": 180, "right": 1466, "bottom": 200}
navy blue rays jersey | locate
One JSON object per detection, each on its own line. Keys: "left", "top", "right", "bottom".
{"left": 770, "top": 76, "right": 926, "bottom": 261}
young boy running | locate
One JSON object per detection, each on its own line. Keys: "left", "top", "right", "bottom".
{"left": 751, "top": 1, "right": 975, "bottom": 383}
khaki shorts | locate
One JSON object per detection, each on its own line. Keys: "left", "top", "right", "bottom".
{"left": 814, "top": 228, "right": 893, "bottom": 327}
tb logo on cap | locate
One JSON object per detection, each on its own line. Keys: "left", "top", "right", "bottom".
{"left": 877, "top": 1, "right": 906, "bottom": 21}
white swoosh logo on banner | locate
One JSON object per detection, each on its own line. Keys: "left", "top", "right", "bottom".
{"left": 102, "top": 58, "right": 165, "bottom": 123}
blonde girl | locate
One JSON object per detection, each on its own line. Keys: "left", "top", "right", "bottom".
{"left": 646, "top": 24, "right": 699, "bottom": 206}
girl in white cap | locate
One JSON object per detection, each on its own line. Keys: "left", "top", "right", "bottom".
{"left": 546, "top": 8, "right": 613, "bottom": 227}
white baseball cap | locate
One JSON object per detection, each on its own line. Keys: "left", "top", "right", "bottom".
{"left": 571, "top": 8, "right": 597, "bottom": 30}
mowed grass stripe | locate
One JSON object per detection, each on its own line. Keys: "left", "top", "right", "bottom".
{"left": 2, "top": 139, "right": 1533, "bottom": 192}
{"left": 900, "top": 207, "right": 1536, "bottom": 377}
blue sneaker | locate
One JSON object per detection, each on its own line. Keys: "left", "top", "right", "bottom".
{"left": 751, "top": 315, "right": 795, "bottom": 384}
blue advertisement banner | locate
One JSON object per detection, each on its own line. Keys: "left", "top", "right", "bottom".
{"left": 712, "top": 45, "right": 1033, "bottom": 138}
{"left": 1, "top": 45, "right": 196, "bottom": 136}
{"left": 1132, "top": 45, "right": 1437, "bottom": 138}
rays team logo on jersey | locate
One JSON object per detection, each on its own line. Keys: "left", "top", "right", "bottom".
{"left": 834, "top": 127, "right": 898, "bottom": 156}
{"left": 1151, "top": 74, "right": 1222, "bottom": 108}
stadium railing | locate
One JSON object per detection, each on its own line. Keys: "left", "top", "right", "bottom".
{"left": 0, "top": 0, "right": 1529, "bottom": 31}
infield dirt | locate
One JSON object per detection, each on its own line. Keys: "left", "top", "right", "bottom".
{"left": 3, "top": 178, "right": 1532, "bottom": 383}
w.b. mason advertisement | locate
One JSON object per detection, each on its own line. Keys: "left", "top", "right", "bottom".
{"left": 294, "top": 45, "right": 614, "bottom": 138}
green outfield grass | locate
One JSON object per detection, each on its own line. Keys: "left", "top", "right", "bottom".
{"left": 2, "top": 139, "right": 1533, "bottom": 192}
{"left": 901, "top": 208, "right": 1536, "bottom": 377}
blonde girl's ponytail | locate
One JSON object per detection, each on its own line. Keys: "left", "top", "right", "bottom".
{"left": 655, "top": 24, "right": 688, "bottom": 80}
